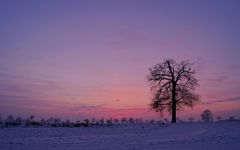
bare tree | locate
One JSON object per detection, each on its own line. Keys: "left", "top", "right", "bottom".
{"left": 147, "top": 59, "right": 200, "bottom": 123}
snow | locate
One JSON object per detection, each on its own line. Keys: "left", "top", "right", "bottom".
{"left": 0, "top": 121, "right": 239, "bottom": 150}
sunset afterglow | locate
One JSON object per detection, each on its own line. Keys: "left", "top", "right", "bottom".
{"left": 0, "top": 0, "right": 240, "bottom": 120}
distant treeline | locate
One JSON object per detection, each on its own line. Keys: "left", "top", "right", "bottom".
{"left": 0, "top": 115, "right": 168, "bottom": 128}
{"left": 0, "top": 112, "right": 238, "bottom": 128}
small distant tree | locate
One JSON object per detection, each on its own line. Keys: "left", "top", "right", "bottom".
{"left": 0, "top": 115, "right": 2, "bottom": 125}
{"left": 147, "top": 59, "right": 200, "bottom": 123}
{"left": 156, "top": 120, "right": 164, "bottom": 125}
{"left": 40, "top": 118, "right": 46, "bottom": 126}
{"left": 65, "top": 120, "right": 71, "bottom": 127}
{"left": 163, "top": 118, "right": 169, "bottom": 123}
{"left": 25, "top": 115, "right": 35, "bottom": 126}
{"left": 99, "top": 118, "right": 105, "bottom": 125}
{"left": 177, "top": 118, "right": 183, "bottom": 123}
{"left": 201, "top": 109, "right": 213, "bottom": 122}
{"left": 54, "top": 118, "right": 61, "bottom": 123}
{"left": 135, "top": 118, "right": 143, "bottom": 124}
{"left": 121, "top": 117, "right": 127, "bottom": 124}
{"left": 150, "top": 119, "right": 155, "bottom": 124}
{"left": 217, "top": 116, "right": 222, "bottom": 122}
{"left": 53, "top": 118, "right": 61, "bottom": 127}
{"left": 6, "top": 115, "right": 15, "bottom": 126}
{"left": 188, "top": 117, "right": 195, "bottom": 123}
{"left": 91, "top": 118, "right": 96, "bottom": 124}
{"left": 94, "top": 119, "right": 99, "bottom": 125}
{"left": 106, "top": 118, "right": 113, "bottom": 126}
{"left": 229, "top": 116, "right": 235, "bottom": 121}
{"left": 128, "top": 117, "right": 135, "bottom": 124}
{"left": 83, "top": 119, "right": 90, "bottom": 127}
{"left": 30, "top": 115, "right": 35, "bottom": 121}
{"left": 113, "top": 118, "right": 119, "bottom": 124}
{"left": 73, "top": 120, "right": 81, "bottom": 127}
{"left": 15, "top": 117, "right": 23, "bottom": 126}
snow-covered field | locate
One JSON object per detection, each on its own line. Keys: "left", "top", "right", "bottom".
{"left": 0, "top": 121, "right": 239, "bottom": 150}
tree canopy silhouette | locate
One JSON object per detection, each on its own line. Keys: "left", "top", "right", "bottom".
{"left": 147, "top": 59, "right": 200, "bottom": 123}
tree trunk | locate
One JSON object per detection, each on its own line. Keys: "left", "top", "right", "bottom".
{"left": 172, "top": 103, "right": 176, "bottom": 123}
{"left": 171, "top": 83, "right": 177, "bottom": 123}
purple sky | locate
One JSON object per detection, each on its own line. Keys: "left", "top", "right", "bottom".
{"left": 0, "top": 0, "right": 240, "bottom": 120}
